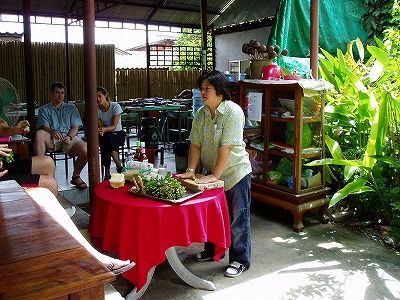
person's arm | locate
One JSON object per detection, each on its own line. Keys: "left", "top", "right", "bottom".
{"left": 175, "top": 143, "right": 201, "bottom": 180}
{"left": 98, "top": 114, "right": 120, "bottom": 134}
{"left": 63, "top": 104, "right": 83, "bottom": 143}
{"left": 63, "top": 126, "right": 79, "bottom": 143}
{"left": 0, "top": 119, "right": 29, "bottom": 137}
{"left": 0, "top": 144, "right": 12, "bottom": 178}
{"left": 212, "top": 144, "right": 235, "bottom": 178}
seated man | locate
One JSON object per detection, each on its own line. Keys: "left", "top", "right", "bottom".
{"left": 0, "top": 118, "right": 58, "bottom": 195}
{"left": 34, "top": 82, "right": 88, "bottom": 190}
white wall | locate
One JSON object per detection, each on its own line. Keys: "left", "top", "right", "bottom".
{"left": 214, "top": 27, "right": 272, "bottom": 74}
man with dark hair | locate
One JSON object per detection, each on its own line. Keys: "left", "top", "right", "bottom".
{"left": 34, "top": 82, "right": 88, "bottom": 189}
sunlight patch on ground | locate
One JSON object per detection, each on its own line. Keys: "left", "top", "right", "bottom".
{"left": 377, "top": 268, "right": 400, "bottom": 298}
{"left": 317, "top": 242, "right": 344, "bottom": 249}
{"left": 272, "top": 236, "right": 298, "bottom": 244}
{"left": 202, "top": 260, "right": 371, "bottom": 300}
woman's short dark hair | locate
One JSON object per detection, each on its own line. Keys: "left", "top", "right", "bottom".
{"left": 197, "top": 70, "right": 231, "bottom": 101}
{"left": 51, "top": 82, "right": 65, "bottom": 92}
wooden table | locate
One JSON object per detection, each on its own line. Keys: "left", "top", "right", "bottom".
{"left": 0, "top": 181, "right": 115, "bottom": 299}
{"left": 8, "top": 136, "right": 31, "bottom": 159}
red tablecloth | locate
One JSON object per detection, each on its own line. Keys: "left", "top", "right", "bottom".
{"left": 89, "top": 181, "right": 231, "bottom": 290}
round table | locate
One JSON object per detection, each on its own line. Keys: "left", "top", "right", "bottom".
{"left": 89, "top": 181, "right": 231, "bottom": 296}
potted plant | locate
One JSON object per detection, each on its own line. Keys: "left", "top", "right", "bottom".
{"left": 242, "top": 40, "right": 288, "bottom": 79}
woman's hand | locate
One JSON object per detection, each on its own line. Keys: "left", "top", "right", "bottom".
{"left": 175, "top": 170, "right": 196, "bottom": 180}
{"left": 195, "top": 174, "right": 218, "bottom": 184}
{"left": 98, "top": 127, "right": 104, "bottom": 136}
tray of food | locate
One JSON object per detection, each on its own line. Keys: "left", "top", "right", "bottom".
{"left": 128, "top": 173, "right": 203, "bottom": 203}
{"left": 129, "top": 187, "right": 203, "bottom": 203}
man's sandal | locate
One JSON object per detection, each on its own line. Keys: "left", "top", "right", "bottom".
{"left": 70, "top": 176, "right": 88, "bottom": 190}
{"left": 224, "top": 261, "right": 247, "bottom": 278}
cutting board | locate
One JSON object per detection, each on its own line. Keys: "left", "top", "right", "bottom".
{"left": 180, "top": 174, "right": 224, "bottom": 191}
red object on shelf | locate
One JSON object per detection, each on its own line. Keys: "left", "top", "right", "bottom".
{"left": 284, "top": 74, "right": 302, "bottom": 80}
{"left": 262, "top": 64, "right": 283, "bottom": 80}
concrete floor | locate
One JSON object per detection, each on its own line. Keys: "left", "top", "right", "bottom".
{"left": 57, "top": 148, "right": 400, "bottom": 300}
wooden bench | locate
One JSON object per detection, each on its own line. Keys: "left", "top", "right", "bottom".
{"left": 0, "top": 181, "right": 115, "bottom": 299}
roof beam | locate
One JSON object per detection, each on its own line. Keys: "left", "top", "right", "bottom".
{"left": 146, "top": 0, "right": 168, "bottom": 22}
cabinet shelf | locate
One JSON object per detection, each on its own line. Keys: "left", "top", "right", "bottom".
{"left": 239, "top": 80, "right": 332, "bottom": 231}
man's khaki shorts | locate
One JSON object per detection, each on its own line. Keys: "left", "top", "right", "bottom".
{"left": 53, "top": 136, "right": 83, "bottom": 154}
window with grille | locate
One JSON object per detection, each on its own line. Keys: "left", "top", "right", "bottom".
{"left": 148, "top": 45, "right": 212, "bottom": 69}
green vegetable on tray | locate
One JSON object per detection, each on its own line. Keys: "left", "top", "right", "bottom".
{"left": 131, "top": 173, "right": 186, "bottom": 200}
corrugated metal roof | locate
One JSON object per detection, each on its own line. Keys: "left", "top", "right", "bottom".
{"left": 0, "top": 0, "right": 234, "bottom": 29}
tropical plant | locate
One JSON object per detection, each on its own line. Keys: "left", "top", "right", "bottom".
{"left": 361, "top": 0, "right": 398, "bottom": 43}
{"left": 308, "top": 37, "right": 400, "bottom": 211}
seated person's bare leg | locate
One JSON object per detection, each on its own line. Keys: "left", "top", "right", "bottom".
{"left": 26, "top": 187, "right": 132, "bottom": 269}
{"left": 31, "top": 155, "right": 56, "bottom": 177}
{"left": 34, "top": 129, "right": 54, "bottom": 156}
{"left": 68, "top": 140, "right": 88, "bottom": 178}
{"left": 38, "top": 175, "right": 58, "bottom": 195}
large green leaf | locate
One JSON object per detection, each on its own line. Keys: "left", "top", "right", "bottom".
{"left": 319, "top": 60, "right": 338, "bottom": 89}
{"left": 372, "top": 155, "right": 400, "bottom": 168}
{"left": 358, "top": 91, "right": 372, "bottom": 120}
{"left": 343, "top": 165, "right": 358, "bottom": 181}
{"left": 329, "top": 178, "right": 373, "bottom": 207}
{"left": 306, "top": 158, "right": 363, "bottom": 167}
{"left": 355, "top": 38, "right": 365, "bottom": 62}
{"left": 367, "top": 45, "right": 390, "bottom": 66}
{"left": 325, "top": 135, "right": 342, "bottom": 160}
{"left": 363, "top": 92, "right": 388, "bottom": 167}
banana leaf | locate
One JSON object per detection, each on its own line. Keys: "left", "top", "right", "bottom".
{"left": 329, "top": 178, "right": 374, "bottom": 208}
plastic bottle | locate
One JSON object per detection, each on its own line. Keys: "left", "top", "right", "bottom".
{"left": 125, "top": 148, "right": 133, "bottom": 170}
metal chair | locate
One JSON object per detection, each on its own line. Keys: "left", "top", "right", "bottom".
{"left": 47, "top": 150, "right": 75, "bottom": 180}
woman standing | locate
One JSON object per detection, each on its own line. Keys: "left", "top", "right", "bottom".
{"left": 176, "top": 70, "right": 252, "bottom": 278}
{"left": 97, "top": 87, "right": 126, "bottom": 180}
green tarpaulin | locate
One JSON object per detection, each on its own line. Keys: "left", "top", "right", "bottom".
{"left": 268, "top": 0, "right": 368, "bottom": 58}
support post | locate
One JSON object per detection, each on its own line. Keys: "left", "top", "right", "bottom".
{"left": 310, "top": 0, "right": 319, "bottom": 79}
{"left": 83, "top": 0, "right": 100, "bottom": 196}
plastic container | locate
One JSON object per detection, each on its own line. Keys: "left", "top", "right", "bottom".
{"left": 192, "top": 88, "right": 204, "bottom": 116}
{"left": 140, "top": 117, "right": 158, "bottom": 149}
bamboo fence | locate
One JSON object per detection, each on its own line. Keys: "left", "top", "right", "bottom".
{"left": 0, "top": 41, "right": 200, "bottom": 106}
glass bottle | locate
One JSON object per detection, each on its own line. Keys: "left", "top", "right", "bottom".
{"left": 133, "top": 140, "right": 141, "bottom": 161}
{"left": 138, "top": 141, "right": 148, "bottom": 163}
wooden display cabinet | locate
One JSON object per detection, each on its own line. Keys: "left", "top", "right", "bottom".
{"left": 239, "top": 80, "right": 332, "bottom": 231}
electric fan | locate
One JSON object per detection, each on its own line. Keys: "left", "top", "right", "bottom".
{"left": 0, "top": 78, "right": 20, "bottom": 126}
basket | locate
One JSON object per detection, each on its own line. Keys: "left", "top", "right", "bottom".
{"left": 250, "top": 59, "right": 272, "bottom": 79}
